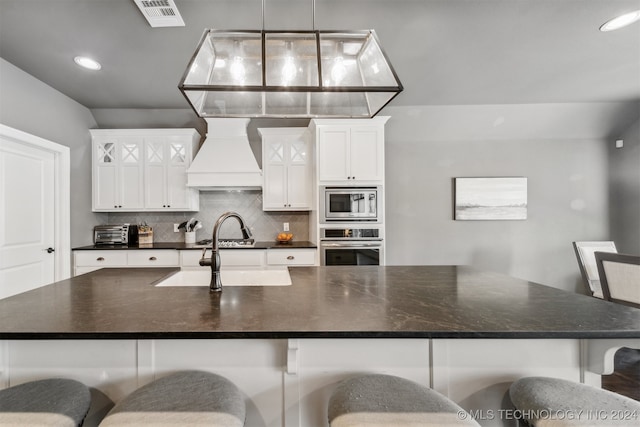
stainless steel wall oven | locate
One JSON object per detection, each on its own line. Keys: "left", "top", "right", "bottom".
{"left": 319, "top": 227, "right": 384, "bottom": 266}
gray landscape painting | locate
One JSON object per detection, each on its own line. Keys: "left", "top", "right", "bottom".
{"left": 455, "top": 177, "right": 527, "bottom": 220}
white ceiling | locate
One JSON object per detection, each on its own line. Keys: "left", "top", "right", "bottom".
{"left": 1, "top": 0, "right": 639, "bottom": 111}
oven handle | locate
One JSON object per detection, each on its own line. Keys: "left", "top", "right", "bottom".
{"left": 320, "top": 241, "right": 383, "bottom": 248}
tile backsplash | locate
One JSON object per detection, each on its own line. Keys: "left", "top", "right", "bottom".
{"left": 107, "top": 191, "right": 309, "bottom": 243}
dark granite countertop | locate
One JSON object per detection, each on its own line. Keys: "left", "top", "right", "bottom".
{"left": 73, "top": 241, "right": 316, "bottom": 250}
{"left": 1, "top": 266, "right": 638, "bottom": 340}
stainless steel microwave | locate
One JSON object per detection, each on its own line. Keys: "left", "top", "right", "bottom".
{"left": 320, "top": 186, "right": 381, "bottom": 222}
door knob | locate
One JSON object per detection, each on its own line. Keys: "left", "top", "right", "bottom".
{"left": 46, "top": 247, "right": 55, "bottom": 253}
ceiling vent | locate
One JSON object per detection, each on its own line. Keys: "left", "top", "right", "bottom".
{"left": 133, "top": 0, "right": 185, "bottom": 27}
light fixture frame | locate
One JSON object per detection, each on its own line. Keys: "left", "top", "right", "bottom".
{"left": 178, "top": 28, "right": 403, "bottom": 118}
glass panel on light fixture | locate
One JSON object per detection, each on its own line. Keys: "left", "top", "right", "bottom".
{"left": 186, "top": 31, "right": 263, "bottom": 87}
{"left": 357, "top": 35, "right": 398, "bottom": 87}
{"left": 265, "top": 92, "right": 310, "bottom": 116}
{"left": 365, "top": 91, "right": 395, "bottom": 114}
{"left": 319, "top": 33, "right": 368, "bottom": 87}
{"left": 199, "top": 91, "right": 264, "bottom": 117}
{"left": 310, "top": 92, "right": 371, "bottom": 117}
{"left": 265, "top": 33, "right": 318, "bottom": 87}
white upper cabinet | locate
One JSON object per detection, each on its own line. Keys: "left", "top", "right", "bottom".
{"left": 312, "top": 117, "right": 388, "bottom": 185}
{"left": 144, "top": 136, "right": 197, "bottom": 210}
{"left": 93, "top": 135, "right": 144, "bottom": 210}
{"left": 260, "top": 128, "right": 312, "bottom": 211}
{"left": 91, "top": 129, "right": 200, "bottom": 212}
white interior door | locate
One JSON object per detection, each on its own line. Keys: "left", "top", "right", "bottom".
{"left": 0, "top": 125, "right": 68, "bottom": 299}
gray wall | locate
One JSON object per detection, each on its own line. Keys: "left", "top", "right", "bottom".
{"left": 609, "top": 115, "right": 640, "bottom": 254}
{"left": 0, "top": 58, "right": 104, "bottom": 247}
{"left": 383, "top": 104, "right": 638, "bottom": 293}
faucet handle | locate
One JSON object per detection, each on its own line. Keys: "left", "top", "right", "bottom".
{"left": 199, "top": 248, "right": 212, "bottom": 267}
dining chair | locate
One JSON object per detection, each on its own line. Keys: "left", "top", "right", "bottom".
{"left": 595, "top": 251, "right": 640, "bottom": 308}
{"left": 572, "top": 241, "right": 617, "bottom": 298}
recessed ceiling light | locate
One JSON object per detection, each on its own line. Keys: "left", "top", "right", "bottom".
{"left": 600, "top": 10, "right": 640, "bottom": 32}
{"left": 74, "top": 56, "right": 102, "bottom": 71}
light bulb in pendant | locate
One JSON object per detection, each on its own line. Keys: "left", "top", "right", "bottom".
{"left": 230, "top": 56, "right": 246, "bottom": 83}
{"left": 331, "top": 57, "right": 346, "bottom": 84}
{"left": 281, "top": 56, "right": 297, "bottom": 85}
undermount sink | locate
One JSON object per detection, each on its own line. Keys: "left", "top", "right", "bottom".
{"left": 155, "top": 267, "right": 292, "bottom": 287}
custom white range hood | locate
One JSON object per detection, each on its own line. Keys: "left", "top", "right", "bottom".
{"left": 186, "top": 118, "right": 262, "bottom": 190}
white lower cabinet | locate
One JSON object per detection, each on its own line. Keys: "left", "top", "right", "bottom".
{"left": 266, "top": 248, "right": 316, "bottom": 266}
{"left": 127, "top": 250, "right": 180, "bottom": 267}
{"left": 73, "top": 249, "right": 179, "bottom": 276}
{"left": 74, "top": 250, "right": 128, "bottom": 275}
{"left": 180, "top": 249, "right": 267, "bottom": 269}
{"left": 180, "top": 248, "right": 317, "bottom": 269}
{"left": 75, "top": 248, "right": 318, "bottom": 275}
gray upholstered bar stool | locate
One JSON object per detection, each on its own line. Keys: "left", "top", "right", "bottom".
{"left": 328, "top": 373, "right": 480, "bottom": 426}
{"left": 98, "top": 370, "right": 245, "bottom": 427}
{"left": 509, "top": 376, "right": 640, "bottom": 426}
{"left": 0, "top": 378, "right": 91, "bottom": 426}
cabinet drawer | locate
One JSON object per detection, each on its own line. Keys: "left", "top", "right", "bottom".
{"left": 75, "top": 251, "right": 127, "bottom": 267}
{"left": 180, "top": 249, "right": 266, "bottom": 268}
{"left": 180, "top": 250, "right": 206, "bottom": 269}
{"left": 128, "top": 250, "right": 179, "bottom": 266}
{"left": 267, "top": 249, "right": 316, "bottom": 266}
{"left": 221, "top": 249, "right": 266, "bottom": 266}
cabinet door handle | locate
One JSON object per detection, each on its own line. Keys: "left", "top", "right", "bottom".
{"left": 97, "top": 257, "right": 105, "bottom": 261}
{"left": 287, "top": 255, "right": 295, "bottom": 260}
{"left": 149, "top": 257, "right": 157, "bottom": 261}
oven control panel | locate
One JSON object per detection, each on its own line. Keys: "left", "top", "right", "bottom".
{"left": 320, "top": 227, "right": 383, "bottom": 240}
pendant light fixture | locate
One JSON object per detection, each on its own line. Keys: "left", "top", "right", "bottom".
{"left": 178, "top": 0, "right": 402, "bottom": 118}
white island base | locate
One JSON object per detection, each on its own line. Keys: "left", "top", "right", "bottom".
{"left": 1, "top": 338, "right": 637, "bottom": 427}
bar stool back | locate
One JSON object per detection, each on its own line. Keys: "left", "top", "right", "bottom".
{"left": 0, "top": 378, "right": 91, "bottom": 427}
{"left": 328, "top": 374, "right": 480, "bottom": 426}
{"left": 98, "top": 370, "right": 245, "bottom": 427}
{"left": 509, "top": 376, "right": 640, "bottom": 426}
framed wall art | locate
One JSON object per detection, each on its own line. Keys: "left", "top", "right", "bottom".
{"left": 454, "top": 177, "right": 527, "bottom": 220}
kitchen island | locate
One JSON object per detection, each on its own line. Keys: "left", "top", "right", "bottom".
{"left": 1, "top": 266, "right": 639, "bottom": 426}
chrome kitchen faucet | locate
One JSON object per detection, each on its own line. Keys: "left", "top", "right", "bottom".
{"left": 199, "top": 211, "right": 253, "bottom": 292}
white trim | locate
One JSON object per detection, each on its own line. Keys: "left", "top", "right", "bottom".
{"left": 0, "top": 124, "right": 71, "bottom": 281}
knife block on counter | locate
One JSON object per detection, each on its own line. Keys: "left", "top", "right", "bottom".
{"left": 138, "top": 226, "right": 153, "bottom": 246}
